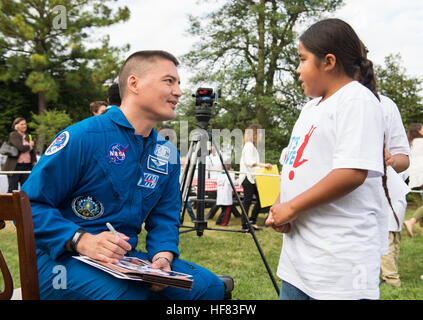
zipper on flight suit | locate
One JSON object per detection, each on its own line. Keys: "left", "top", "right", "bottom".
{"left": 140, "top": 139, "right": 154, "bottom": 166}
{"left": 143, "top": 195, "right": 162, "bottom": 224}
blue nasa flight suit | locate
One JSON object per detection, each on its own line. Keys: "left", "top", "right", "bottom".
{"left": 22, "top": 106, "right": 224, "bottom": 300}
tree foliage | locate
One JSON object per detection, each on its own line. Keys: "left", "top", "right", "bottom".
{"left": 0, "top": 0, "right": 130, "bottom": 149}
{"left": 180, "top": 0, "right": 344, "bottom": 164}
{"left": 0, "top": 79, "right": 37, "bottom": 141}
{"left": 180, "top": 1, "right": 423, "bottom": 166}
{"left": 28, "top": 109, "right": 73, "bottom": 150}
{"left": 375, "top": 54, "right": 423, "bottom": 128}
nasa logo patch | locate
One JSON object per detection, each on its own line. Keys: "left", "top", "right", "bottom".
{"left": 72, "top": 196, "right": 104, "bottom": 220}
{"left": 107, "top": 143, "right": 129, "bottom": 165}
{"left": 45, "top": 131, "right": 70, "bottom": 156}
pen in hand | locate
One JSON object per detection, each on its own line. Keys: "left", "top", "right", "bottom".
{"left": 106, "top": 222, "right": 122, "bottom": 239}
{"left": 106, "top": 222, "right": 131, "bottom": 250}
{"left": 106, "top": 222, "right": 132, "bottom": 263}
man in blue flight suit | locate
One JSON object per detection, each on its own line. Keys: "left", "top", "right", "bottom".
{"left": 22, "top": 50, "right": 225, "bottom": 299}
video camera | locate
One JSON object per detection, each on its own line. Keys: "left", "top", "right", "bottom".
{"left": 192, "top": 87, "right": 221, "bottom": 129}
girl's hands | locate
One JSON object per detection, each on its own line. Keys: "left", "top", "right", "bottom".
{"left": 265, "top": 201, "right": 295, "bottom": 233}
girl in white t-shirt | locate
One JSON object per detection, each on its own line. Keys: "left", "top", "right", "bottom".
{"left": 214, "top": 166, "right": 240, "bottom": 226}
{"left": 265, "top": 18, "right": 386, "bottom": 300}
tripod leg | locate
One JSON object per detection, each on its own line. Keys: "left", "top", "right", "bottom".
{"left": 180, "top": 136, "right": 209, "bottom": 236}
{"left": 180, "top": 128, "right": 280, "bottom": 296}
{"left": 210, "top": 136, "right": 280, "bottom": 297}
{"left": 180, "top": 141, "right": 199, "bottom": 224}
{"left": 194, "top": 129, "right": 209, "bottom": 236}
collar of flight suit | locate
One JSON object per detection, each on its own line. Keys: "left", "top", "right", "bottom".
{"left": 106, "top": 105, "right": 161, "bottom": 143}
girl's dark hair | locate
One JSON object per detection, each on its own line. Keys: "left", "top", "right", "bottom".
{"left": 301, "top": 19, "right": 400, "bottom": 226}
{"left": 407, "top": 123, "right": 423, "bottom": 145}
{"left": 300, "top": 18, "right": 379, "bottom": 99}
{"left": 381, "top": 142, "right": 400, "bottom": 228}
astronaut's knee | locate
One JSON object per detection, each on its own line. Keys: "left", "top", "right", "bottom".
{"left": 217, "top": 275, "right": 234, "bottom": 300}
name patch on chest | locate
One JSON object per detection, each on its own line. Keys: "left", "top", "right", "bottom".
{"left": 147, "top": 155, "right": 168, "bottom": 175}
{"left": 138, "top": 172, "right": 159, "bottom": 189}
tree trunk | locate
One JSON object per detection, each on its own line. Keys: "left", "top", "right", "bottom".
{"left": 255, "top": 0, "right": 266, "bottom": 125}
{"left": 38, "top": 91, "right": 46, "bottom": 115}
{"left": 36, "top": 91, "right": 47, "bottom": 152}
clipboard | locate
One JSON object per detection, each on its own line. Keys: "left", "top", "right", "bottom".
{"left": 255, "top": 165, "right": 280, "bottom": 208}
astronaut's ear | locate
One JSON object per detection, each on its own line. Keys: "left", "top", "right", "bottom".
{"left": 126, "top": 75, "right": 141, "bottom": 95}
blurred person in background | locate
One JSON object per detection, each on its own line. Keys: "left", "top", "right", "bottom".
{"left": 403, "top": 123, "right": 423, "bottom": 237}
{"left": 3, "top": 117, "right": 37, "bottom": 192}
{"left": 90, "top": 101, "right": 108, "bottom": 116}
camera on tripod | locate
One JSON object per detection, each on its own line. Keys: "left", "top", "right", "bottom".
{"left": 192, "top": 87, "right": 221, "bottom": 129}
{"left": 179, "top": 86, "right": 280, "bottom": 295}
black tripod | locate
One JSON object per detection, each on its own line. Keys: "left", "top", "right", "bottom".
{"left": 178, "top": 88, "right": 280, "bottom": 296}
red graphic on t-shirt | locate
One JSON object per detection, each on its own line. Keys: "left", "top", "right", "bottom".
{"left": 289, "top": 125, "right": 316, "bottom": 180}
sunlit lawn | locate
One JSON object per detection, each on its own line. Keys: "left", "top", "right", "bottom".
{"left": 1, "top": 208, "right": 422, "bottom": 300}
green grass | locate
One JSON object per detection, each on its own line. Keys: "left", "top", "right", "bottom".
{"left": 0, "top": 221, "right": 20, "bottom": 295}
{"left": 379, "top": 208, "right": 423, "bottom": 300}
{"left": 1, "top": 208, "right": 422, "bottom": 299}
{"left": 175, "top": 214, "right": 283, "bottom": 299}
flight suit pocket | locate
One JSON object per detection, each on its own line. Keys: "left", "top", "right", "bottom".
{"left": 137, "top": 172, "right": 162, "bottom": 197}
{"left": 93, "top": 152, "right": 125, "bottom": 200}
{"left": 137, "top": 172, "right": 164, "bottom": 201}
{"left": 137, "top": 171, "right": 165, "bottom": 219}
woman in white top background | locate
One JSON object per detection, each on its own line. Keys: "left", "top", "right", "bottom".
{"left": 239, "top": 124, "right": 272, "bottom": 230}
{"left": 403, "top": 123, "right": 423, "bottom": 237}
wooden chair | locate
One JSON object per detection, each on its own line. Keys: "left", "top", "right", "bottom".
{"left": 0, "top": 190, "right": 39, "bottom": 300}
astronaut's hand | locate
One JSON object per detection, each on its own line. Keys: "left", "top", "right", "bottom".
{"left": 149, "top": 253, "right": 173, "bottom": 292}
{"left": 76, "top": 231, "right": 132, "bottom": 264}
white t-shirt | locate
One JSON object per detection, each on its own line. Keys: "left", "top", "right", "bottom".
{"left": 279, "top": 147, "right": 287, "bottom": 166}
{"left": 216, "top": 172, "right": 235, "bottom": 206}
{"left": 380, "top": 95, "right": 410, "bottom": 157}
{"left": 408, "top": 138, "right": 423, "bottom": 189}
{"left": 277, "top": 81, "right": 385, "bottom": 300}
{"left": 385, "top": 166, "right": 410, "bottom": 231}
{"left": 378, "top": 95, "right": 410, "bottom": 233}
